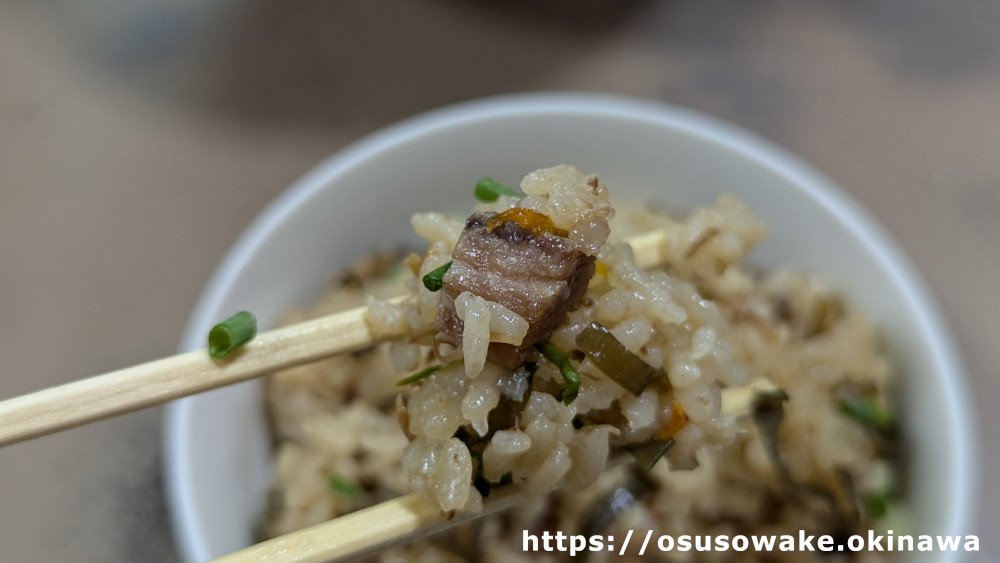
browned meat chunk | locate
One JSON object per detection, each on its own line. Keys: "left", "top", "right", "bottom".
{"left": 435, "top": 211, "right": 596, "bottom": 368}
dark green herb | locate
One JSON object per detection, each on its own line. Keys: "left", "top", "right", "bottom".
{"left": 838, "top": 397, "right": 893, "bottom": 432}
{"left": 575, "top": 322, "right": 661, "bottom": 396}
{"left": 536, "top": 341, "right": 580, "bottom": 405}
{"left": 422, "top": 261, "right": 452, "bottom": 292}
{"left": 327, "top": 473, "right": 358, "bottom": 499}
{"left": 394, "top": 359, "right": 462, "bottom": 387}
{"left": 207, "top": 311, "right": 257, "bottom": 358}
{"left": 474, "top": 177, "right": 520, "bottom": 202}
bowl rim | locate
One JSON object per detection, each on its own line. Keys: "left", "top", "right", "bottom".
{"left": 164, "top": 92, "right": 977, "bottom": 562}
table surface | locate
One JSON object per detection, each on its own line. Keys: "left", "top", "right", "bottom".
{"left": 1, "top": 1, "right": 996, "bottom": 560}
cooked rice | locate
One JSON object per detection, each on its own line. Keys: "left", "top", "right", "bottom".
{"left": 257, "top": 165, "right": 896, "bottom": 561}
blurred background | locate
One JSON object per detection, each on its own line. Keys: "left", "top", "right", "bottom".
{"left": 1, "top": 0, "right": 997, "bottom": 560}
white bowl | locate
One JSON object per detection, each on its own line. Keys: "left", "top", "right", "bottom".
{"left": 164, "top": 93, "right": 976, "bottom": 562}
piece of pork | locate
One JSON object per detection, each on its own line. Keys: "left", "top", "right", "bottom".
{"left": 435, "top": 212, "right": 596, "bottom": 369}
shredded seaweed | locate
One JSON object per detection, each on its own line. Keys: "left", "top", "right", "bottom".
{"left": 753, "top": 390, "right": 850, "bottom": 524}
{"left": 752, "top": 389, "right": 796, "bottom": 485}
{"left": 575, "top": 322, "right": 660, "bottom": 396}
{"left": 625, "top": 438, "right": 675, "bottom": 472}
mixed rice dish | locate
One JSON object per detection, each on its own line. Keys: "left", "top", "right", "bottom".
{"left": 257, "top": 165, "right": 899, "bottom": 561}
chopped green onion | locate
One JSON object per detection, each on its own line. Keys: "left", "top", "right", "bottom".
{"left": 207, "top": 311, "right": 257, "bottom": 358}
{"left": 863, "top": 490, "right": 890, "bottom": 520}
{"left": 474, "top": 177, "right": 520, "bottom": 202}
{"left": 422, "top": 260, "right": 452, "bottom": 292}
{"left": 536, "top": 341, "right": 580, "bottom": 405}
{"left": 327, "top": 473, "right": 358, "bottom": 499}
{"left": 838, "top": 397, "right": 893, "bottom": 431}
{"left": 575, "top": 322, "right": 661, "bottom": 396}
{"left": 394, "top": 359, "right": 462, "bottom": 387}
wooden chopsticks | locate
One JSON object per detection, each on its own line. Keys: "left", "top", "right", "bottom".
{"left": 0, "top": 230, "right": 669, "bottom": 447}
{"left": 212, "top": 489, "right": 529, "bottom": 563}
{"left": 0, "top": 224, "right": 775, "bottom": 562}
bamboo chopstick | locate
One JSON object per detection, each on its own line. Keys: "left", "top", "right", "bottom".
{"left": 0, "top": 230, "right": 670, "bottom": 447}
{"left": 0, "top": 297, "right": 409, "bottom": 446}
{"left": 212, "top": 489, "right": 528, "bottom": 563}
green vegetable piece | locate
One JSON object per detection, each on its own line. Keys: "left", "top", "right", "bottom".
{"left": 575, "top": 322, "right": 661, "bottom": 396}
{"left": 422, "top": 260, "right": 452, "bottom": 292}
{"left": 207, "top": 311, "right": 257, "bottom": 358}
{"left": 394, "top": 359, "right": 462, "bottom": 387}
{"left": 625, "top": 439, "right": 675, "bottom": 472}
{"left": 327, "top": 473, "right": 358, "bottom": 499}
{"left": 536, "top": 341, "right": 580, "bottom": 404}
{"left": 474, "top": 177, "right": 520, "bottom": 202}
{"left": 838, "top": 397, "right": 893, "bottom": 431}
{"left": 864, "top": 490, "right": 890, "bottom": 520}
